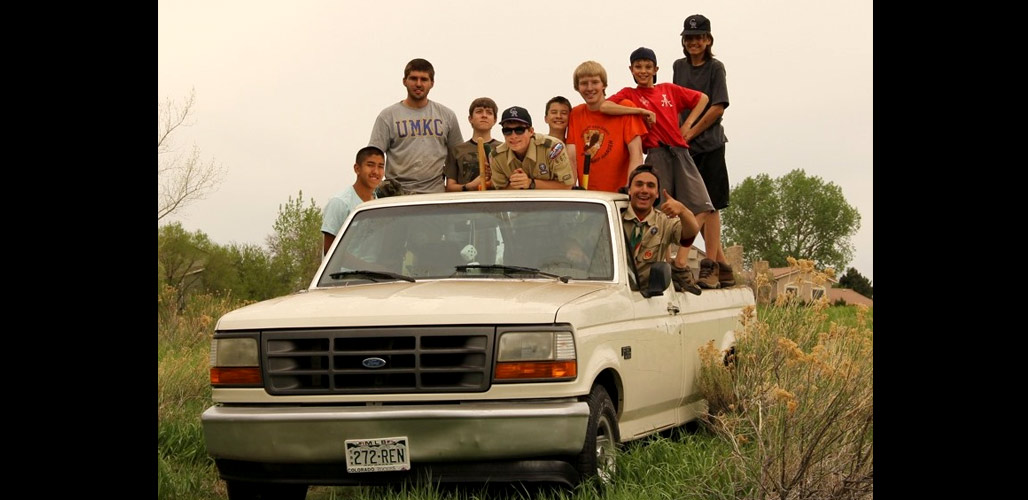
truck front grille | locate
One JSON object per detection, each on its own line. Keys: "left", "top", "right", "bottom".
{"left": 262, "top": 327, "right": 494, "bottom": 394}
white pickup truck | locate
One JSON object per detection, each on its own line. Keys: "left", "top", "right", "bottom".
{"left": 202, "top": 190, "right": 754, "bottom": 499}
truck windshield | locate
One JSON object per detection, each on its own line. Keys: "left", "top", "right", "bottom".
{"left": 318, "top": 201, "right": 614, "bottom": 285}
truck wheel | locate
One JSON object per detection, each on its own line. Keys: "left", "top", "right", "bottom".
{"left": 575, "top": 385, "right": 620, "bottom": 485}
{"left": 225, "top": 480, "right": 307, "bottom": 500}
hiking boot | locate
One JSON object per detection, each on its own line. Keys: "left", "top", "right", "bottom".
{"left": 672, "top": 265, "right": 702, "bottom": 295}
{"left": 718, "top": 262, "right": 736, "bottom": 288}
{"left": 697, "top": 259, "right": 720, "bottom": 289}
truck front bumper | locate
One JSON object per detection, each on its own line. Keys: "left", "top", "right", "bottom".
{"left": 202, "top": 400, "right": 589, "bottom": 463}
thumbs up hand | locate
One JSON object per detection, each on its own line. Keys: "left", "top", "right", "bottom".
{"left": 660, "top": 189, "right": 687, "bottom": 218}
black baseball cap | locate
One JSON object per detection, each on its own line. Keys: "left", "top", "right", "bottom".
{"left": 500, "top": 106, "right": 532, "bottom": 127}
{"left": 681, "top": 14, "right": 711, "bottom": 35}
{"left": 630, "top": 47, "right": 657, "bottom": 65}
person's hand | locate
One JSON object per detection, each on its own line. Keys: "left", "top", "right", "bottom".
{"left": 681, "top": 128, "right": 695, "bottom": 144}
{"left": 643, "top": 110, "right": 657, "bottom": 125}
{"left": 660, "top": 189, "right": 687, "bottom": 218}
{"left": 509, "top": 168, "right": 531, "bottom": 189}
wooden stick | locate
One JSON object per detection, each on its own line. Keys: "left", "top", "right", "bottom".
{"left": 475, "top": 137, "right": 487, "bottom": 191}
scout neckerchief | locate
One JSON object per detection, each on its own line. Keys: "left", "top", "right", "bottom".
{"left": 629, "top": 218, "right": 646, "bottom": 254}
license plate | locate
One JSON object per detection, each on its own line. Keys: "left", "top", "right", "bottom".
{"left": 344, "top": 436, "right": 410, "bottom": 473}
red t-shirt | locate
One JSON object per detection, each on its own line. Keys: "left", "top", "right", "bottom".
{"left": 608, "top": 84, "right": 704, "bottom": 150}
{"left": 566, "top": 100, "right": 648, "bottom": 192}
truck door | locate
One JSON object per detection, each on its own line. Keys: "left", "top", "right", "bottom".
{"left": 614, "top": 201, "right": 683, "bottom": 436}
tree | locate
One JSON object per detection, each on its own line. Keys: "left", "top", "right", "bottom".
{"left": 267, "top": 190, "right": 323, "bottom": 294}
{"left": 722, "top": 169, "right": 861, "bottom": 271}
{"left": 838, "top": 267, "right": 873, "bottom": 299}
{"left": 158, "top": 89, "right": 225, "bottom": 221}
{"left": 158, "top": 222, "right": 223, "bottom": 309}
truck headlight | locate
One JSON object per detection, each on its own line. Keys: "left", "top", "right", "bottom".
{"left": 209, "top": 336, "right": 262, "bottom": 387}
{"left": 495, "top": 331, "right": 577, "bottom": 382}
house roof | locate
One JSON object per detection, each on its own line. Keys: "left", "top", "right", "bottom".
{"left": 768, "top": 266, "right": 839, "bottom": 283}
{"left": 827, "top": 288, "right": 873, "bottom": 307}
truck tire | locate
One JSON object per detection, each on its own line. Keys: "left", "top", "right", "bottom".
{"left": 226, "top": 480, "right": 307, "bottom": 500}
{"left": 575, "top": 385, "right": 620, "bottom": 485}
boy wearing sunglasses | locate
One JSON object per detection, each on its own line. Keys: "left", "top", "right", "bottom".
{"left": 489, "top": 106, "right": 574, "bottom": 190}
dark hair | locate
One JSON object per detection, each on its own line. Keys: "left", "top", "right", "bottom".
{"left": 403, "top": 58, "right": 435, "bottom": 81}
{"left": 681, "top": 33, "right": 715, "bottom": 60}
{"left": 627, "top": 164, "right": 659, "bottom": 190}
{"left": 355, "top": 146, "right": 385, "bottom": 165}
{"left": 468, "top": 97, "right": 498, "bottom": 117}
{"left": 545, "top": 96, "right": 572, "bottom": 115}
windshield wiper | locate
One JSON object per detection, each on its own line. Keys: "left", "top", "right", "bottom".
{"left": 456, "top": 265, "right": 570, "bottom": 283}
{"left": 329, "top": 270, "right": 415, "bottom": 282}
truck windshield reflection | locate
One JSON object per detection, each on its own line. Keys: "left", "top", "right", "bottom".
{"left": 319, "top": 201, "right": 614, "bottom": 286}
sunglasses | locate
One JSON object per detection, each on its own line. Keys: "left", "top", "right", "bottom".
{"left": 501, "top": 126, "right": 529, "bottom": 136}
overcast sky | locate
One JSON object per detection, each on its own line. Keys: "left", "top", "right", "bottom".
{"left": 158, "top": 0, "right": 873, "bottom": 281}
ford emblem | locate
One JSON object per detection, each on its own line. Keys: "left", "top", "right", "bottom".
{"left": 362, "top": 357, "right": 387, "bottom": 369}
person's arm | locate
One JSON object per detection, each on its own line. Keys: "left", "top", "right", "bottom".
{"left": 678, "top": 92, "right": 709, "bottom": 143}
{"left": 532, "top": 178, "right": 573, "bottom": 190}
{"left": 320, "top": 198, "right": 347, "bottom": 255}
{"left": 445, "top": 178, "right": 465, "bottom": 192}
{"left": 683, "top": 104, "right": 724, "bottom": 144}
{"left": 567, "top": 144, "right": 577, "bottom": 185}
{"left": 659, "top": 189, "right": 700, "bottom": 240}
{"left": 368, "top": 112, "right": 392, "bottom": 154}
{"left": 490, "top": 153, "right": 511, "bottom": 189}
{"left": 443, "top": 147, "right": 463, "bottom": 192}
{"left": 543, "top": 143, "right": 575, "bottom": 189}
{"left": 323, "top": 232, "right": 335, "bottom": 256}
{"left": 626, "top": 136, "right": 644, "bottom": 182}
{"left": 599, "top": 100, "right": 656, "bottom": 124}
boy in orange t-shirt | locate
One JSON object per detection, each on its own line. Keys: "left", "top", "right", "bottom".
{"left": 565, "top": 61, "right": 648, "bottom": 193}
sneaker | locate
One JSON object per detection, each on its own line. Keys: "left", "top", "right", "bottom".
{"left": 697, "top": 259, "right": 720, "bottom": 289}
{"left": 672, "top": 265, "right": 702, "bottom": 295}
{"left": 718, "top": 262, "right": 736, "bottom": 288}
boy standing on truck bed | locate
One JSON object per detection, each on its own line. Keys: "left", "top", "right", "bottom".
{"left": 601, "top": 47, "right": 713, "bottom": 293}
{"left": 444, "top": 97, "right": 502, "bottom": 192}
{"left": 369, "top": 58, "right": 463, "bottom": 194}
{"left": 673, "top": 14, "right": 735, "bottom": 288}
{"left": 565, "top": 60, "right": 647, "bottom": 193}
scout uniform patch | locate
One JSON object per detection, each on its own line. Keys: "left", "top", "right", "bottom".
{"left": 548, "top": 142, "right": 564, "bottom": 159}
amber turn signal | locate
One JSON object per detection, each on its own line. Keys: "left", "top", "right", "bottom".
{"left": 495, "top": 360, "right": 577, "bottom": 380}
{"left": 210, "top": 367, "right": 262, "bottom": 386}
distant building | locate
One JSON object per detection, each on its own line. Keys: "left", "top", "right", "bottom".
{"left": 747, "top": 263, "right": 871, "bottom": 306}
{"left": 766, "top": 266, "right": 836, "bottom": 302}
{"left": 826, "top": 287, "right": 873, "bottom": 307}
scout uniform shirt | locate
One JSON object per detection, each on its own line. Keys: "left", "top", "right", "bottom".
{"left": 445, "top": 139, "right": 502, "bottom": 185}
{"left": 490, "top": 133, "right": 575, "bottom": 188}
{"left": 622, "top": 205, "right": 682, "bottom": 287}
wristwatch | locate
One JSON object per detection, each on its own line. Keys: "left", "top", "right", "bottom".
{"left": 529, "top": 179, "right": 536, "bottom": 190}
{"left": 461, "top": 184, "right": 468, "bottom": 191}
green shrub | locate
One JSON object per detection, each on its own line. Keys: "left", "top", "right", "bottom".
{"left": 698, "top": 259, "right": 873, "bottom": 499}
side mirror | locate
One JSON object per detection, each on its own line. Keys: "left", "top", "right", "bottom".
{"left": 642, "top": 262, "right": 671, "bottom": 298}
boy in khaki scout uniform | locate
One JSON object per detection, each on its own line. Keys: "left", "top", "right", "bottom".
{"left": 490, "top": 106, "right": 575, "bottom": 190}
{"left": 622, "top": 165, "right": 702, "bottom": 295}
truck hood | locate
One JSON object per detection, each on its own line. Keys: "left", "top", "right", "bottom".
{"left": 216, "top": 280, "right": 610, "bottom": 330}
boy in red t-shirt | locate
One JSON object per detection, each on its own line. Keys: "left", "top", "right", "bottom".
{"left": 601, "top": 47, "right": 714, "bottom": 294}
